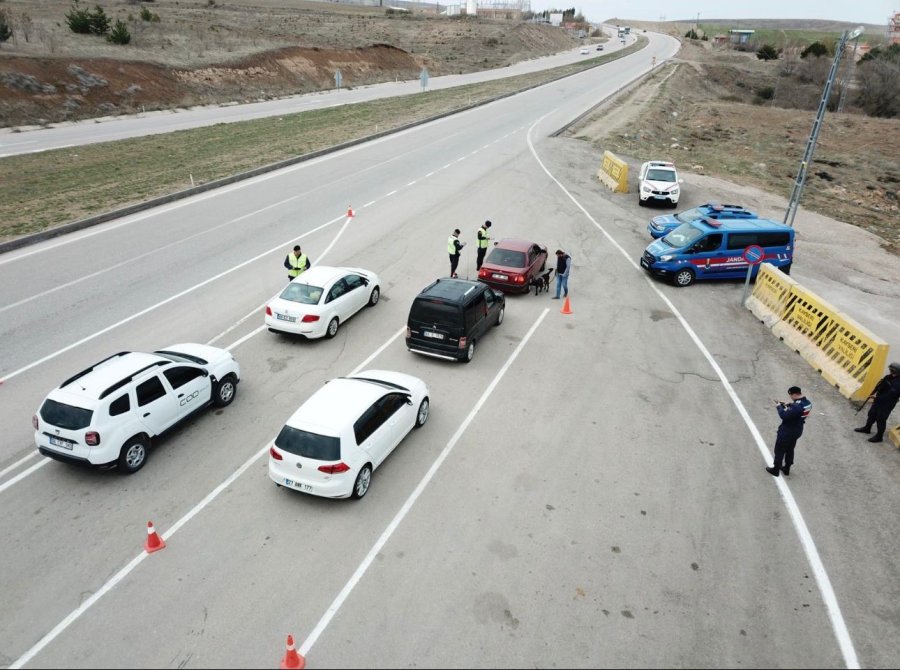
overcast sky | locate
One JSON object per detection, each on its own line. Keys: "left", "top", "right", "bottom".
{"left": 527, "top": 1, "right": 893, "bottom": 27}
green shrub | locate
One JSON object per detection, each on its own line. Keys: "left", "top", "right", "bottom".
{"left": 685, "top": 29, "right": 698, "bottom": 39}
{"left": 801, "top": 42, "right": 828, "bottom": 58}
{"left": 756, "top": 44, "right": 779, "bottom": 61}
{"left": 139, "top": 5, "right": 159, "bottom": 21}
{"left": 756, "top": 85, "right": 775, "bottom": 100}
{"left": 484, "top": 37, "right": 498, "bottom": 47}
{"left": 107, "top": 18, "right": 130, "bottom": 44}
{"left": 89, "top": 4, "right": 109, "bottom": 35}
{"left": 65, "top": 2, "right": 92, "bottom": 34}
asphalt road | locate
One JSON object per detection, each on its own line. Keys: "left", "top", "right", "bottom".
{"left": 1, "top": 31, "right": 898, "bottom": 669}
{"left": 0, "top": 28, "right": 637, "bottom": 157}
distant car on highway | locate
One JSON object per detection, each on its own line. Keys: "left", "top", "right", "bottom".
{"left": 596, "top": 45, "right": 604, "bottom": 51}
{"left": 265, "top": 266, "right": 380, "bottom": 339}
{"left": 647, "top": 203, "right": 758, "bottom": 238}
{"left": 34, "top": 344, "right": 240, "bottom": 474}
{"left": 579, "top": 47, "right": 590, "bottom": 55}
{"left": 269, "top": 371, "right": 429, "bottom": 499}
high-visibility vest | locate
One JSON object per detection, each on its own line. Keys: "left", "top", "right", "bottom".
{"left": 448, "top": 236, "right": 458, "bottom": 255}
{"left": 288, "top": 253, "right": 308, "bottom": 278}
{"left": 477, "top": 227, "right": 490, "bottom": 248}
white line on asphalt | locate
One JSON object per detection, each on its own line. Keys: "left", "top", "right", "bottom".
{"left": 385, "top": 190, "right": 397, "bottom": 197}
{"left": 406, "top": 181, "right": 417, "bottom": 186}
{"left": 525, "top": 115, "right": 860, "bottom": 670}
{"left": 0, "top": 451, "right": 39, "bottom": 478}
{"left": 425, "top": 172, "right": 434, "bottom": 178}
{"left": 299, "top": 309, "right": 549, "bottom": 657}
{"left": 0, "top": 458, "right": 50, "bottom": 496}
{"left": 364, "top": 201, "right": 376, "bottom": 207}
{"left": 9, "top": 326, "right": 408, "bottom": 669}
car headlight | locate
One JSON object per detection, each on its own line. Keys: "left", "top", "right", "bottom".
{"left": 670, "top": 186, "right": 680, "bottom": 194}
{"left": 660, "top": 254, "right": 674, "bottom": 261}
{"left": 642, "top": 185, "right": 652, "bottom": 193}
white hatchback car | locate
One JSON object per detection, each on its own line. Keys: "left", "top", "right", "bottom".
{"left": 269, "top": 370, "right": 429, "bottom": 500}
{"left": 33, "top": 344, "right": 240, "bottom": 474}
{"left": 638, "top": 160, "right": 683, "bottom": 207}
{"left": 265, "top": 266, "right": 380, "bottom": 339}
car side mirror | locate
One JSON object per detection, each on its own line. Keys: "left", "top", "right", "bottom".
{"left": 202, "top": 370, "right": 209, "bottom": 377}
{"left": 404, "top": 395, "right": 413, "bottom": 406}
{"left": 362, "top": 278, "right": 369, "bottom": 286}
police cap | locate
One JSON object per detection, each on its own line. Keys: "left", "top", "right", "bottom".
{"left": 889, "top": 362, "right": 900, "bottom": 373}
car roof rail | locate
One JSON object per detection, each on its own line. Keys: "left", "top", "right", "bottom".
{"left": 98, "top": 361, "right": 169, "bottom": 399}
{"left": 60, "top": 351, "right": 131, "bottom": 389}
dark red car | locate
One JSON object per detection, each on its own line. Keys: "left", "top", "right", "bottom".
{"left": 477, "top": 238, "right": 548, "bottom": 294}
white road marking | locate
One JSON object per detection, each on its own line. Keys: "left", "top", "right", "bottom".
{"left": 299, "top": 309, "right": 549, "bottom": 657}
{"left": 425, "top": 172, "right": 434, "bottom": 178}
{"left": 8, "top": 326, "right": 408, "bottom": 668}
{"left": 406, "top": 181, "right": 417, "bottom": 186}
{"left": 364, "top": 201, "right": 376, "bottom": 207}
{"left": 525, "top": 115, "right": 859, "bottom": 670}
{"left": 385, "top": 190, "right": 397, "bottom": 197}
{"left": 0, "top": 451, "right": 39, "bottom": 478}
{"left": 0, "top": 458, "right": 50, "bottom": 496}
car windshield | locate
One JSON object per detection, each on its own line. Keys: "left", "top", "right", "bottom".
{"left": 40, "top": 398, "right": 93, "bottom": 430}
{"left": 280, "top": 283, "right": 324, "bottom": 305}
{"left": 275, "top": 425, "right": 341, "bottom": 461}
{"left": 486, "top": 249, "right": 526, "bottom": 268}
{"left": 675, "top": 208, "right": 702, "bottom": 224}
{"left": 662, "top": 223, "right": 704, "bottom": 248}
{"left": 646, "top": 168, "right": 676, "bottom": 183}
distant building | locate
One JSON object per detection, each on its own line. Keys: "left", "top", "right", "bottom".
{"left": 728, "top": 29, "right": 755, "bottom": 44}
{"left": 549, "top": 12, "right": 562, "bottom": 26}
{"left": 890, "top": 11, "right": 900, "bottom": 44}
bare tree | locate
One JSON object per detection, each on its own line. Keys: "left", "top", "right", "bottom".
{"left": 18, "top": 11, "right": 33, "bottom": 43}
{"left": 854, "top": 57, "right": 900, "bottom": 118}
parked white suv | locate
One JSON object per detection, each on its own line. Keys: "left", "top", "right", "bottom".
{"left": 33, "top": 343, "right": 240, "bottom": 474}
{"left": 638, "top": 160, "right": 683, "bottom": 207}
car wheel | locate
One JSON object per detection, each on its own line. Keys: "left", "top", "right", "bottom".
{"left": 415, "top": 397, "right": 429, "bottom": 428}
{"left": 462, "top": 340, "right": 475, "bottom": 363}
{"left": 326, "top": 316, "right": 339, "bottom": 339}
{"left": 781, "top": 263, "right": 792, "bottom": 276}
{"left": 213, "top": 374, "right": 237, "bottom": 407}
{"left": 118, "top": 436, "right": 148, "bottom": 474}
{"left": 638, "top": 197, "right": 645, "bottom": 207}
{"left": 495, "top": 307, "right": 504, "bottom": 326}
{"left": 351, "top": 464, "right": 372, "bottom": 499}
{"left": 368, "top": 286, "right": 380, "bottom": 307}
{"left": 674, "top": 268, "right": 696, "bottom": 287}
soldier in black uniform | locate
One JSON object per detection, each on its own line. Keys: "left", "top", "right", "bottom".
{"left": 855, "top": 362, "right": 900, "bottom": 443}
{"left": 766, "top": 386, "right": 812, "bottom": 477}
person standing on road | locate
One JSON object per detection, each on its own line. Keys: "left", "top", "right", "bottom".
{"left": 284, "top": 245, "right": 310, "bottom": 282}
{"left": 476, "top": 220, "right": 492, "bottom": 271}
{"left": 855, "top": 362, "right": 900, "bottom": 443}
{"left": 766, "top": 386, "right": 812, "bottom": 477}
{"left": 553, "top": 249, "right": 571, "bottom": 300}
{"left": 448, "top": 229, "right": 465, "bottom": 278}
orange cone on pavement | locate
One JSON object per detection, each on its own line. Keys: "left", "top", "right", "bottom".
{"left": 144, "top": 521, "right": 166, "bottom": 554}
{"left": 280, "top": 634, "right": 306, "bottom": 669}
{"left": 346, "top": 205, "right": 354, "bottom": 218}
{"left": 560, "top": 296, "right": 572, "bottom": 314}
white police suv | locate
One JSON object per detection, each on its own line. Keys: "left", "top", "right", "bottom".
{"left": 33, "top": 343, "right": 240, "bottom": 474}
{"left": 638, "top": 160, "right": 683, "bottom": 207}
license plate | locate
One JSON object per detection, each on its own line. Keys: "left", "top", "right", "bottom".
{"left": 284, "top": 478, "right": 313, "bottom": 493}
{"left": 276, "top": 313, "right": 297, "bottom": 322}
{"left": 49, "top": 436, "right": 73, "bottom": 450}
{"left": 492, "top": 273, "right": 508, "bottom": 280}
{"left": 423, "top": 331, "right": 445, "bottom": 340}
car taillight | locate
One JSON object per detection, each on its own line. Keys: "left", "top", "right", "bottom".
{"left": 32, "top": 415, "right": 38, "bottom": 430}
{"left": 318, "top": 462, "right": 350, "bottom": 474}
{"left": 301, "top": 315, "right": 320, "bottom": 323}
{"left": 478, "top": 268, "right": 489, "bottom": 279}
{"left": 514, "top": 274, "right": 525, "bottom": 284}
{"left": 265, "top": 305, "right": 272, "bottom": 316}
{"left": 85, "top": 431, "right": 100, "bottom": 446}
{"left": 269, "top": 446, "right": 283, "bottom": 461}
{"left": 458, "top": 336, "right": 467, "bottom": 349}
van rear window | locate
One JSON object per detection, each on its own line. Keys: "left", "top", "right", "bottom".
{"left": 275, "top": 426, "right": 340, "bottom": 461}
{"left": 411, "top": 299, "right": 459, "bottom": 324}
{"left": 40, "top": 399, "right": 93, "bottom": 430}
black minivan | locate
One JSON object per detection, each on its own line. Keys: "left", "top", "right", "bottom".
{"left": 406, "top": 279, "right": 505, "bottom": 363}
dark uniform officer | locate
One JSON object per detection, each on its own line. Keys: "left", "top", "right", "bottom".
{"left": 766, "top": 386, "right": 812, "bottom": 477}
{"left": 476, "top": 220, "right": 492, "bottom": 271}
{"left": 448, "top": 229, "right": 465, "bottom": 278}
{"left": 855, "top": 362, "right": 900, "bottom": 443}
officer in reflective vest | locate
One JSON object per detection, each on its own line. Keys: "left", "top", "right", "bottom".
{"left": 448, "top": 229, "right": 464, "bottom": 278}
{"left": 284, "top": 245, "right": 310, "bottom": 282}
{"left": 476, "top": 220, "right": 492, "bottom": 271}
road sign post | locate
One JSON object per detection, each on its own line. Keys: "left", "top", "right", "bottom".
{"left": 334, "top": 69, "right": 343, "bottom": 90}
{"left": 740, "top": 244, "right": 765, "bottom": 305}
{"left": 419, "top": 67, "right": 429, "bottom": 91}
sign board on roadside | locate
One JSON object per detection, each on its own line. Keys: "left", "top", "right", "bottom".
{"left": 334, "top": 69, "right": 343, "bottom": 89}
{"left": 420, "top": 67, "right": 429, "bottom": 91}
{"left": 741, "top": 244, "right": 766, "bottom": 305}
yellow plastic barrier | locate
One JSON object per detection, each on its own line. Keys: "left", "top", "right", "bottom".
{"left": 597, "top": 150, "right": 628, "bottom": 193}
{"left": 746, "top": 265, "right": 890, "bottom": 402}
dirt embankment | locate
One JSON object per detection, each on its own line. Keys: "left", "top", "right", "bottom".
{"left": 0, "top": 0, "right": 577, "bottom": 126}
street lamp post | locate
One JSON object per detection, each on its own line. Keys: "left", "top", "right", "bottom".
{"left": 783, "top": 26, "right": 864, "bottom": 227}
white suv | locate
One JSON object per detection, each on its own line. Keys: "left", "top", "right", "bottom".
{"left": 33, "top": 343, "right": 240, "bottom": 474}
{"left": 638, "top": 160, "right": 683, "bottom": 207}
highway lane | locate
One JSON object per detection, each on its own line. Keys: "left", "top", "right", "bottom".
{"left": 2, "top": 30, "right": 898, "bottom": 668}
{"left": 0, "top": 27, "right": 638, "bottom": 157}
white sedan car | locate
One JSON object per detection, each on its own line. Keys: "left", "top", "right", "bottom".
{"left": 265, "top": 266, "right": 380, "bottom": 339}
{"left": 638, "top": 160, "right": 684, "bottom": 207}
{"left": 269, "top": 370, "right": 430, "bottom": 499}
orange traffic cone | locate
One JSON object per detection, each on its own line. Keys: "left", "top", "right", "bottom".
{"left": 560, "top": 296, "right": 572, "bottom": 315}
{"left": 280, "top": 634, "right": 306, "bottom": 670}
{"left": 346, "top": 205, "right": 354, "bottom": 218}
{"left": 144, "top": 521, "right": 166, "bottom": 554}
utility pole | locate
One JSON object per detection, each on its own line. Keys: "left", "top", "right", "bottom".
{"left": 783, "top": 27, "right": 864, "bottom": 228}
